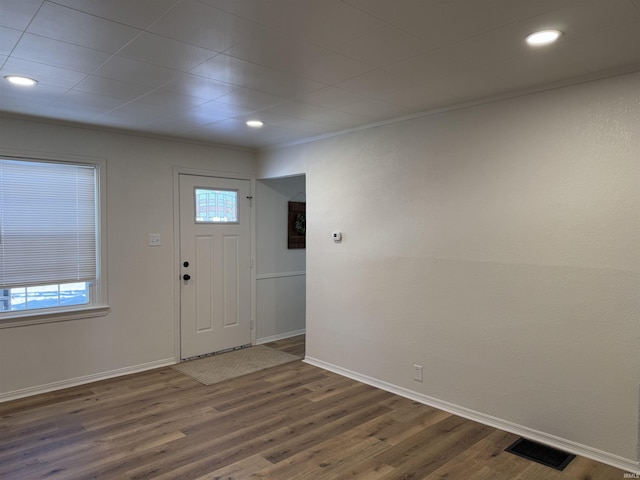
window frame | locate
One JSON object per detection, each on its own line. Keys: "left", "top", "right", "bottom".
{"left": 0, "top": 150, "right": 109, "bottom": 329}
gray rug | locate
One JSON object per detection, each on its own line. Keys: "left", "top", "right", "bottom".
{"left": 172, "top": 345, "right": 302, "bottom": 385}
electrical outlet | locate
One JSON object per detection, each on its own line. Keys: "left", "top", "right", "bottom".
{"left": 413, "top": 364, "right": 423, "bottom": 382}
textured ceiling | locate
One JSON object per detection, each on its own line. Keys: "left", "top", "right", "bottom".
{"left": 1, "top": 0, "right": 640, "bottom": 149}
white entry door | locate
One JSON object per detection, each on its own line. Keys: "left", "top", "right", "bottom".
{"left": 179, "top": 174, "right": 252, "bottom": 359}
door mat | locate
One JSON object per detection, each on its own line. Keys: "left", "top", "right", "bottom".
{"left": 172, "top": 345, "right": 302, "bottom": 385}
{"left": 505, "top": 438, "right": 575, "bottom": 471}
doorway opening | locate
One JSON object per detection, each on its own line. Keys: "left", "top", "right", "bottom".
{"left": 255, "top": 175, "right": 306, "bottom": 345}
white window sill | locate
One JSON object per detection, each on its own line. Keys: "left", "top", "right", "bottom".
{"left": 0, "top": 305, "right": 110, "bottom": 329}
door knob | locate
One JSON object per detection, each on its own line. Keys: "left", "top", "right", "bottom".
{"left": 183, "top": 261, "right": 189, "bottom": 267}
{"left": 183, "top": 274, "right": 191, "bottom": 281}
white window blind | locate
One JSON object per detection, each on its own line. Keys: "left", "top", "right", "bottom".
{"left": 0, "top": 158, "right": 97, "bottom": 289}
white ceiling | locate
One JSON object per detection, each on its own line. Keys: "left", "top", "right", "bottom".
{"left": 1, "top": 0, "right": 640, "bottom": 149}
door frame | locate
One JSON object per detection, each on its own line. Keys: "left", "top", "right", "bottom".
{"left": 172, "top": 167, "right": 256, "bottom": 362}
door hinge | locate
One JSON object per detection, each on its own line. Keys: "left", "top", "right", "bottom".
{"left": 250, "top": 258, "right": 254, "bottom": 269}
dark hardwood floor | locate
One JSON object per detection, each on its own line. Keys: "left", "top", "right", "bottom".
{"left": 0, "top": 335, "right": 628, "bottom": 479}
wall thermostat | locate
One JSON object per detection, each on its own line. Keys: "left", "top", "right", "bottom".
{"left": 332, "top": 231, "right": 342, "bottom": 242}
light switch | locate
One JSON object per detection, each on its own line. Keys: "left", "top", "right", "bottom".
{"left": 149, "top": 234, "right": 161, "bottom": 246}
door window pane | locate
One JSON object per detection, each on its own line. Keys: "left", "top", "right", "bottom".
{"left": 194, "top": 189, "right": 238, "bottom": 223}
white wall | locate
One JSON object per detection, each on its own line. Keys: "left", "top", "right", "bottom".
{"left": 256, "top": 176, "right": 306, "bottom": 342}
{"left": 259, "top": 72, "right": 640, "bottom": 469}
{"left": 0, "top": 116, "right": 256, "bottom": 399}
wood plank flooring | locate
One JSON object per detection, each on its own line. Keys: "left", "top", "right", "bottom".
{"left": 0, "top": 336, "right": 628, "bottom": 479}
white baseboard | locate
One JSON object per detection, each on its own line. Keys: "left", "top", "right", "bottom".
{"left": 257, "top": 328, "right": 306, "bottom": 345}
{"left": 0, "top": 358, "right": 176, "bottom": 403}
{"left": 304, "top": 356, "right": 640, "bottom": 475}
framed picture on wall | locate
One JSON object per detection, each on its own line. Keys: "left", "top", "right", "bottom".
{"left": 288, "top": 201, "right": 305, "bottom": 249}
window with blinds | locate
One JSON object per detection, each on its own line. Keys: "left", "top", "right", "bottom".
{"left": 0, "top": 157, "right": 99, "bottom": 315}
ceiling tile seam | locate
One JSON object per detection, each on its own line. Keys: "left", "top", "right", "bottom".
{"left": 264, "top": 66, "right": 640, "bottom": 153}
{"left": 139, "top": 0, "right": 182, "bottom": 31}
{"left": 116, "top": 54, "right": 223, "bottom": 86}
{"left": 494, "top": 8, "right": 563, "bottom": 26}
{"left": 342, "top": 0, "right": 640, "bottom": 56}
{"left": 130, "top": 34, "right": 225, "bottom": 66}
{"left": 193, "top": 0, "right": 273, "bottom": 30}
{"left": 11, "top": 31, "right": 120, "bottom": 84}
{"left": 185, "top": 46, "right": 332, "bottom": 101}
{"left": 200, "top": 3, "right": 414, "bottom": 66}
{"left": 185, "top": 52, "right": 251, "bottom": 87}
{"left": 306, "top": 33, "right": 435, "bottom": 72}
{"left": 33, "top": 85, "right": 69, "bottom": 110}
{"left": 14, "top": 31, "right": 122, "bottom": 60}
{"left": 181, "top": 17, "right": 383, "bottom": 90}
{"left": 202, "top": 88, "right": 326, "bottom": 118}
{"left": 378, "top": 16, "right": 636, "bottom": 88}
{"left": 66, "top": 70, "right": 175, "bottom": 112}
{"left": 151, "top": 8, "right": 415, "bottom": 96}
{"left": 368, "top": 23, "right": 535, "bottom": 76}
{"left": 106, "top": 8, "right": 256, "bottom": 81}
{"left": 339, "top": 0, "right": 526, "bottom": 52}
{"left": 200, "top": 3, "right": 426, "bottom": 76}
{"left": 553, "top": 49, "right": 600, "bottom": 75}
{"left": 24, "top": 5, "right": 193, "bottom": 85}
{"left": 236, "top": 21, "right": 529, "bottom": 92}
{"left": 329, "top": 96, "right": 412, "bottom": 117}
{"left": 188, "top": 0, "right": 309, "bottom": 57}
{"left": 442, "top": 13, "right": 630, "bottom": 77}
{"left": 32, "top": 1, "right": 224, "bottom": 73}
{"left": 355, "top": 62, "right": 640, "bottom": 131}
{"left": 462, "top": 47, "right": 587, "bottom": 88}
{"left": 18, "top": 0, "right": 47, "bottom": 32}
{"left": 46, "top": 0, "right": 181, "bottom": 31}
{"left": 0, "top": 0, "right": 47, "bottom": 71}
{"left": 229, "top": 52, "right": 372, "bottom": 93}
{"left": 78, "top": 50, "right": 237, "bottom": 99}
{"left": 1, "top": 58, "right": 80, "bottom": 92}
{"left": 181, "top": 67, "right": 301, "bottom": 106}
{"left": 377, "top": 60, "right": 472, "bottom": 88}
{"left": 28, "top": 2, "right": 146, "bottom": 55}
{"left": 92, "top": 106, "right": 173, "bottom": 130}
{"left": 0, "top": 111, "right": 258, "bottom": 153}
{"left": 577, "top": 14, "right": 640, "bottom": 39}
{"left": 313, "top": 77, "right": 415, "bottom": 111}
{"left": 6, "top": 36, "right": 111, "bottom": 98}
{"left": 93, "top": 79, "right": 243, "bottom": 120}
{"left": 95, "top": 81, "right": 296, "bottom": 128}
{"left": 544, "top": 20, "right": 640, "bottom": 75}
{"left": 298, "top": 15, "right": 440, "bottom": 68}
{"left": 337, "top": 0, "right": 404, "bottom": 33}
{"left": 191, "top": 0, "right": 383, "bottom": 60}
{"left": 577, "top": 1, "right": 640, "bottom": 31}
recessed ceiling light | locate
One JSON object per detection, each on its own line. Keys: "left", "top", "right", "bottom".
{"left": 526, "top": 29, "right": 563, "bottom": 46}
{"left": 4, "top": 75, "right": 38, "bottom": 87}
{"left": 246, "top": 120, "right": 264, "bottom": 128}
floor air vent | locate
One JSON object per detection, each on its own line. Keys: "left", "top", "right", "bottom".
{"left": 505, "top": 438, "right": 575, "bottom": 471}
